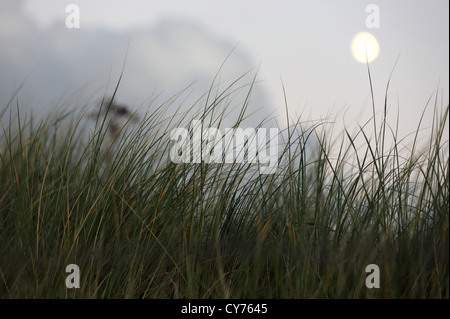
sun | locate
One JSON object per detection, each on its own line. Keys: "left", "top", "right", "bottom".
{"left": 351, "top": 32, "right": 380, "bottom": 64}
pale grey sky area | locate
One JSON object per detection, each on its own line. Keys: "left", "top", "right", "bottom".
{"left": 0, "top": 0, "right": 448, "bottom": 147}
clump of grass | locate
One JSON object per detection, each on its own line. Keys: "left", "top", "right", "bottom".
{"left": 0, "top": 71, "right": 448, "bottom": 299}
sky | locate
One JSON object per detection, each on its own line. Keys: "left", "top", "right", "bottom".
{"left": 0, "top": 0, "right": 448, "bottom": 148}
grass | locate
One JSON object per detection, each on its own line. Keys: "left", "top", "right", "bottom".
{"left": 0, "top": 71, "right": 448, "bottom": 299}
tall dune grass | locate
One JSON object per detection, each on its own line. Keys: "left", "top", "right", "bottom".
{"left": 0, "top": 73, "right": 448, "bottom": 298}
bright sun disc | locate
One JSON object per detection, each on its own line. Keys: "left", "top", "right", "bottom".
{"left": 351, "top": 32, "right": 380, "bottom": 64}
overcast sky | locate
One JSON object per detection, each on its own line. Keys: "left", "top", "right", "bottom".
{"left": 1, "top": 0, "right": 448, "bottom": 145}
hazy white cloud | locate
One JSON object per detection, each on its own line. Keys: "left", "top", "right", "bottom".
{"left": 0, "top": 0, "right": 274, "bottom": 131}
